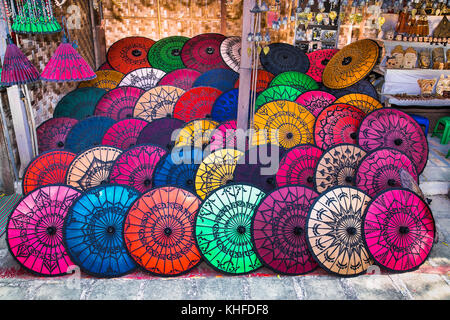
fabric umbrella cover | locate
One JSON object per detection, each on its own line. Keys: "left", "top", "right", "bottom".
{"left": 173, "top": 119, "right": 219, "bottom": 150}
{"left": 101, "top": 118, "right": 149, "bottom": 150}
{"left": 306, "top": 49, "right": 339, "bottom": 83}
{"left": 157, "top": 68, "right": 202, "bottom": 91}
{"left": 260, "top": 43, "right": 310, "bottom": 75}
{"left": 136, "top": 117, "right": 185, "bottom": 151}
{"left": 295, "top": 90, "right": 336, "bottom": 117}
{"left": 147, "top": 36, "right": 189, "bottom": 73}
{"left": 0, "top": 193, "right": 22, "bottom": 237}
{"left": 234, "top": 70, "right": 274, "bottom": 93}
{"left": 211, "top": 88, "right": 239, "bottom": 122}
{"left": 107, "top": 36, "right": 155, "bottom": 74}
{"left": 78, "top": 70, "right": 125, "bottom": 91}
{"left": 220, "top": 36, "right": 241, "bottom": 72}
{"left": 255, "top": 85, "right": 302, "bottom": 110}
{"left": 269, "top": 71, "right": 319, "bottom": 93}
{"left": 209, "top": 120, "right": 246, "bottom": 152}
{"left": 334, "top": 93, "right": 383, "bottom": 115}
{"left": 118, "top": 68, "right": 166, "bottom": 91}
{"left": 173, "top": 86, "right": 222, "bottom": 122}
{"left": 94, "top": 86, "right": 145, "bottom": 120}
{"left": 193, "top": 68, "right": 239, "bottom": 93}
{"left": 321, "top": 79, "right": 379, "bottom": 101}
{"left": 53, "top": 87, "right": 106, "bottom": 120}
{"left": 36, "top": 117, "right": 78, "bottom": 153}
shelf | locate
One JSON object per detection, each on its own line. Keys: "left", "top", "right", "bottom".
{"left": 383, "top": 94, "right": 450, "bottom": 107}
{"left": 379, "top": 40, "right": 449, "bottom": 49}
{"left": 383, "top": 68, "right": 450, "bottom": 73}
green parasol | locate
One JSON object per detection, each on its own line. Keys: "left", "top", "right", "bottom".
{"left": 147, "top": 36, "right": 189, "bottom": 73}
{"left": 269, "top": 71, "right": 319, "bottom": 93}
{"left": 255, "top": 85, "right": 302, "bottom": 110}
{"left": 0, "top": 193, "right": 22, "bottom": 237}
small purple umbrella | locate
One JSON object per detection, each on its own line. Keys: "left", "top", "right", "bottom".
{"left": 36, "top": 117, "right": 78, "bottom": 153}
{"left": 136, "top": 117, "right": 185, "bottom": 151}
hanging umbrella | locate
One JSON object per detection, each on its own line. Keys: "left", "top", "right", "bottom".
{"left": 98, "top": 62, "right": 113, "bottom": 71}
{"left": 334, "top": 93, "right": 383, "bottom": 114}
{"left": 22, "top": 150, "right": 76, "bottom": 195}
{"left": 269, "top": 71, "right": 319, "bottom": 93}
{"left": 0, "top": 193, "right": 22, "bottom": 237}
{"left": 252, "top": 185, "right": 319, "bottom": 275}
{"left": 53, "top": 87, "right": 106, "bottom": 120}
{"left": 78, "top": 70, "right": 125, "bottom": 91}
{"left": 295, "top": 90, "right": 336, "bottom": 117}
{"left": 260, "top": 43, "right": 310, "bottom": 75}
{"left": 109, "top": 144, "right": 167, "bottom": 194}
{"left": 64, "top": 116, "right": 116, "bottom": 153}
{"left": 356, "top": 148, "right": 418, "bottom": 197}
{"left": 193, "top": 68, "right": 239, "bottom": 92}
{"left": 306, "top": 186, "right": 373, "bottom": 277}
{"left": 314, "top": 103, "right": 365, "bottom": 150}
{"left": 65, "top": 145, "right": 122, "bottom": 191}
{"left": 253, "top": 100, "right": 315, "bottom": 150}
{"left": 255, "top": 85, "right": 302, "bottom": 110}
{"left": 276, "top": 144, "right": 323, "bottom": 189}
{"left": 209, "top": 120, "right": 247, "bottom": 152}
{"left": 124, "top": 186, "right": 202, "bottom": 276}
{"left": 220, "top": 36, "right": 241, "bottom": 73}
{"left": 321, "top": 79, "right": 379, "bottom": 100}
{"left": 195, "top": 183, "right": 266, "bottom": 274}
{"left": 136, "top": 117, "right": 185, "bottom": 151}
{"left": 64, "top": 184, "right": 139, "bottom": 278}
{"left": 147, "top": 36, "right": 189, "bottom": 73}
{"left": 306, "top": 49, "right": 339, "bottom": 83}
{"left": 133, "top": 85, "right": 185, "bottom": 122}
{"left": 118, "top": 67, "right": 166, "bottom": 91}
{"left": 180, "top": 33, "right": 228, "bottom": 72}
{"left": 36, "top": 117, "right": 78, "bottom": 153}
{"left": 107, "top": 36, "right": 155, "bottom": 74}
{"left": 101, "top": 118, "right": 149, "bottom": 150}
{"left": 322, "top": 39, "right": 380, "bottom": 89}
{"left": 234, "top": 70, "right": 274, "bottom": 93}
{"left": 358, "top": 108, "right": 428, "bottom": 174}
{"left": 173, "top": 87, "right": 222, "bottom": 122}
{"left": 10, "top": 0, "right": 61, "bottom": 34}
{"left": 94, "top": 86, "right": 145, "bottom": 120}
{"left": 153, "top": 147, "right": 204, "bottom": 193}
{"left": 174, "top": 119, "right": 219, "bottom": 150}
{"left": 363, "top": 188, "right": 435, "bottom": 273}
{"left": 211, "top": 88, "right": 239, "bottom": 122}
{"left": 314, "top": 144, "right": 367, "bottom": 193}
{"left": 195, "top": 148, "right": 244, "bottom": 199}
{"left": 157, "top": 68, "right": 202, "bottom": 91}
{"left": 7, "top": 185, "right": 81, "bottom": 276}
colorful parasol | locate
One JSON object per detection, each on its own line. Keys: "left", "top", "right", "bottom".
{"left": 356, "top": 148, "right": 418, "bottom": 197}
{"left": 0, "top": 193, "right": 22, "bottom": 237}
{"left": 107, "top": 36, "right": 155, "bottom": 74}
{"left": 193, "top": 68, "right": 239, "bottom": 92}
{"left": 209, "top": 120, "right": 245, "bottom": 152}
{"left": 180, "top": 33, "right": 228, "bottom": 73}
{"left": 195, "top": 183, "right": 265, "bottom": 274}
{"left": 252, "top": 185, "right": 319, "bottom": 275}
{"left": 101, "top": 118, "right": 149, "bottom": 150}
{"left": 22, "top": 150, "right": 76, "bottom": 195}
{"left": 314, "top": 144, "right": 367, "bottom": 193}
{"left": 147, "top": 36, "right": 189, "bottom": 73}
{"left": 98, "top": 62, "right": 113, "bottom": 71}
{"left": 133, "top": 85, "right": 185, "bottom": 122}
{"left": 64, "top": 116, "right": 116, "bottom": 153}
{"left": 157, "top": 68, "right": 202, "bottom": 91}
{"left": 173, "top": 87, "right": 222, "bottom": 122}
{"left": 118, "top": 68, "right": 166, "bottom": 91}
{"left": 234, "top": 70, "right": 274, "bottom": 93}
{"left": 36, "top": 117, "right": 78, "bottom": 153}
{"left": 269, "top": 71, "right": 319, "bottom": 93}
{"left": 220, "top": 36, "right": 241, "bottom": 73}
{"left": 306, "top": 186, "right": 373, "bottom": 277}
{"left": 78, "top": 70, "right": 124, "bottom": 91}
{"left": 276, "top": 144, "right": 323, "bottom": 189}
{"left": 295, "top": 90, "right": 336, "bottom": 117}
{"left": 314, "top": 103, "right": 365, "bottom": 150}
{"left": 334, "top": 93, "right": 383, "bottom": 114}
{"left": 109, "top": 144, "right": 167, "bottom": 193}
{"left": 64, "top": 184, "right": 139, "bottom": 278}
{"left": 358, "top": 109, "right": 428, "bottom": 174}
{"left": 7, "top": 185, "right": 81, "bottom": 276}
{"left": 65, "top": 146, "right": 122, "bottom": 191}
{"left": 174, "top": 119, "right": 219, "bottom": 150}
{"left": 255, "top": 85, "right": 302, "bottom": 110}
{"left": 54, "top": 87, "right": 106, "bottom": 120}
{"left": 195, "top": 148, "right": 244, "bottom": 199}
{"left": 94, "top": 86, "right": 145, "bottom": 120}
{"left": 321, "top": 80, "right": 379, "bottom": 100}
{"left": 306, "top": 49, "right": 339, "bottom": 83}
{"left": 211, "top": 88, "right": 239, "bottom": 122}
{"left": 260, "top": 43, "right": 310, "bottom": 75}
{"left": 124, "top": 186, "right": 202, "bottom": 276}
{"left": 136, "top": 117, "right": 185, "bottom": 151}
{"left": 363, "top": 188, "right": 435, "bottom": 273}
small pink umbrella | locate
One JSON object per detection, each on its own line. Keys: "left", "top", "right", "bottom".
{"left": 102, "top": 118, "right": 149, "bottom": 150}
{"left": 209, "top": 120, "right": 248, "bottom": 152}
{"left": 295, "top": 90, "right": 336, "bottom": 117}
{"left": 95, "top": 86, "right": 145, "bottom": 120}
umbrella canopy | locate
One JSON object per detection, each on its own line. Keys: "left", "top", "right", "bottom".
{"left": 94, "top": 86, "right": 145, "bottom": 120}
{"left": 276, "top": 144, "right": 323, "bottom": 189}
{"left": 180, "top": 33, "right": 228, "bottom": 72}
{"left": 173, "top": 86, "right": 222, "bottom": 122}
{"left": 193, "top": 68, "right": 239, "bottom": 92}
{"left": 64, "top": 185, "right": 139, "bottom": 278}
{"left": 118, "top": 68, "right": 166, "bottom": 91}
{"left": 53, "top": 87, "right": 106, "bottom": 120}
{"left": 78, "top": 70, "right": 124, "bottom": 91}
{"left": 220, "top": 36, "right": 241, "bottom": 72}
{"left": 124, "top": 186, "right": 202, "bottom": 276}
{"left": 358, "top": 108, "right": 428, "bottom": 174}
{"left": 255, "top": 85, "right": 302, "bottom": 110}
{"left": 36, "top": 117, "right": 78, "bottom": 153}
{"left": 260, "top": 43, "right": 310, "bottom": 75}
{"left": 157, "top": 68, "right": 202, "bottom": 91}
{"left": 195, "top": 183, "right": 266, "bottom": 274}
{"left": 314, "top": 103, "right": 365, "bottom": 150}
{"left": 209, "top": 120, "right": 246, "bottom": 152}
{"left": 321, "top": 79, "right": 379, "bottom": 100}
{"left": 147, "top": 36, "right": 189, "bottom": 73}
{"left": 315, "top": 144, "right": 367, "bottom": 193}
{"left": 306, "top": 49, "right": 339, "bottom": 83}
{"left": 306, "top": 186, "right": 373, "bottom": 277}
{"left": 334, "top": 93, "right": 383, "bottom": 114}
{"left": 22, "top": 150, "right": 76, "bottom": 195}
{"left": 252, "top": 185, "right": 319, "bottom": 275}
{"left": 269, "top": 71, "right": 319, "bottom": 93}
{"left": 98, "top": 62, "right": 113, "bottom": 71}
{"left": 133, "top": 85, "right": 185, "bottom": 122}
{"left": 101, "top": 118, "right": 149, "bottom": 150}
{"left": 211, "top": 88, "right": 239, "bottom": 122}
{"left": 174, "top": 119, "right": 219, "bottom": 150}
{"left": 295, "top": 90, "right": 336, "bottom": 117}
{"left": 65, "top": 146, "right": 122, "bottom": 191}
{"left": 363, "top": 188, "right": 435, "bottom": 273}
{"left": 136, "top": 117, "right": 185, "bottom": 151}
{"left": 107, "top": 36, "right": 155, "bottom": 74}
{"left": 0, "top": 193, "right": 22, "bottom": 237}
{"left": 234, "top": 70, "right": 274, "bottom": 93}
{"left": 109, "top": 144, "right": 167, "bottom": 193}
{"left": 7, "top": 185, "right": 81, "bottom": 276}
{"left": 64, "top": 116, "right": 116, "bottom": 153}
{"left": 356, "top": 148, "right": 418, "bottom": 197}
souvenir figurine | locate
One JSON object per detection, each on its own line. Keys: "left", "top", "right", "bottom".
{"left": 432, "top": 47, "right": 445, "bottom": 69}
{"left": 391, "top": 45, "right": 405, "bottom": 68}
{"left": 436, "top": 74, "right": 450, "bottom": 96}
{"left": 403, "top": 47, "right": 418, "bottom": 69}
{"left": 419, "top": 50, "right": 431, "bottom": 69}
{"left": 417, "top": 78, "right": 437, "bottom": 95}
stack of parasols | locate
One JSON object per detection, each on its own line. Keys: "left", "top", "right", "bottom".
{"left": 6, "top": 34, "right": 435, "bottom": 278}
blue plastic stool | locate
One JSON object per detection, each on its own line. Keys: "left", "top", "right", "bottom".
{"left": 409, "top": 114, "right": 430, "bottom": 136}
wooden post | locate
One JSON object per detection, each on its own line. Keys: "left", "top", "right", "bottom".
{"left": 220, "top": 0, "right": 227, "bottom": 35}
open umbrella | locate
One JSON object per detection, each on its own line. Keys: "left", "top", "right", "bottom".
{"left": 118, "top": 68, "right": 166, "bottom": 91}
{"left": 174, "top": 119, "right": 219, "bottom": 150}
{"left": 211, "top": 88, "right": 239, "bottom": 122}
{"left": 334, "top": 93, "right": 383, "bottom": 115}
{"left": 234, "top": 70, "right": 274, "bottom": 93}
{"left": 147, "top": 36, "right": 189, "bottom": 73}
{"left": 306, "top": 186, "right": 372, "bottom": 277}
{"left": 78, "top": 70, "right": 124, "bottom": 91}
{"left": 252, "top": 185, "right": 319, "bottom": 275}
{"left": 36, "top": 117, "right": 78, "bottom": 153}
{"left": 321, "top": 79, "right": 379, "bottom": 100}
{"left": 53, "top": 87, "right": 106, "bottom": 120}
{"left": 107, "top": 36, "right": 155, "bottom": 74}
{"left": 136, "top": 117, "right": 185, "bottom": 151}
{"left": 193, "top": 68, "right": 239, "bottom": 93}
{"left": 295, "top": 90, "right": 336, "bottom": 117}
{"left": 195, "top": 183, "right": 266, "bottom": 274}
{"left": 0, "top": 193, "right": 22, "bottom": 237}
{"left": 306, "top": 49, "right": 339, "bottom": 83}
{"left": 7, "top": 185, "right": 81, "bottom": 276}
{"left": 269, "top": 71, "right": 319, "bottom": 93}
{"left": 124, "top": 186, "right": 202, "bottom": 276}
{"left": 65, "top": 145, "right": 122, "bottom": 191}
{"left": 255, "top": 85, "right": 302, "bottom": 110}
{"left": 260, "top": 43, "right": 310, "bottom": 75}
{"left": 101, "top": 118, "right": 149, "bottom": 150}
{"left": 173, "top": 86, "right": 222, "bottom": 122}
{"left": 157, "top": 68, "right": 202, "bottom": 91}
{"left": 220, "top": 36, "right": 241, "bottom": 73}
{"left": 94, "top": 86, "right": 145, "bottom": 120}
{"left": 209, "top": 120, "right": 246, "bottom": 152}
{"left": 109, "top": 144, "right": 167, "bottom": 193}
{"left": 64, "top": 185, "right": 139, "bottom": 278}
{"left": 98, "top": 62, "right": 113, "bottom": 71}
{"left": 363, "top": 188, "right": 435, "bottom": 273}
{"left": 314, "top": 144, "right": 367, "bottom": 193}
